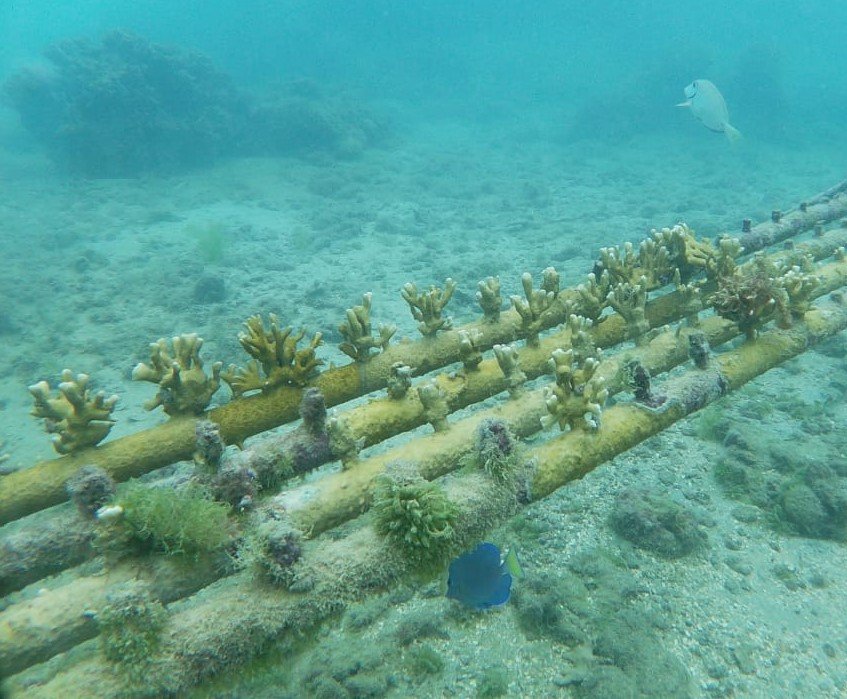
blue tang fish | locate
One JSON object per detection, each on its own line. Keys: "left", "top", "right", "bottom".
{"left": 446, "top": 542, "right": 514, "bottom": 610}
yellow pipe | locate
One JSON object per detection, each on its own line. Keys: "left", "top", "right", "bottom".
{"left": 0, "top": 552, "right": 222, "bottom": 677}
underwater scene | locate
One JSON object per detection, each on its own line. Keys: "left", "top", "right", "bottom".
{"left": 2, "top": 1, "right": 847, "bottom": 697}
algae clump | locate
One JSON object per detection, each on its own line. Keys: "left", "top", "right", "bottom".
{"left": 98, "top": 582, "right": 167, "bottom": 685}
{"left": 372, "top": 465, "right": 457, "bottom": 565}
{"left": 187, "top": 221, "right": 226, "bottom": 264}
{"left": 119, "top": 482, "right": 232, "bottom": 556}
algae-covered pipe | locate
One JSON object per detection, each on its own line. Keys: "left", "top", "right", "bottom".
{"left": 11, "top": 296, "right": 847, "bottom": 699}
{"left": 0, "top": 552, "right": 224, "bottom": 678}
{"left": 737, "top": 187, "right": 847, "bottom": 253}
{"left": 0, "top": 316, "right": 519, "bottom": 525}
{"left": 8, "top": 471, "right": 517, "bottom": 699}
{"left": 0, "top": 508, "right": 95, "bottom": 596}
{"left": 2, "top": 197, "right": 844, "bottom": 526}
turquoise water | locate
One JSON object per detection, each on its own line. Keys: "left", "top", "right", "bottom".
{"left": 1, "top": 3, "right": 846, "bottom": 698}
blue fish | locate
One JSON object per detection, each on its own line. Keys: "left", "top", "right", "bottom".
{"left": 446, "top": 542, "right": 512, "bottom": 610}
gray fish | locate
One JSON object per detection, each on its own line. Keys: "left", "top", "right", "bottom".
{"left": 677, "top": 79, "right": 741, "bottom": 142}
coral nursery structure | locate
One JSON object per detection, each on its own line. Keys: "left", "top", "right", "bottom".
{"left": 3, "top": 184, "right": 847, "bottom": 698}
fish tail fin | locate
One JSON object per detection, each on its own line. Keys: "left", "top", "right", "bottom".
{"left": 724, "top": 123, "right": 742, "bottom": 143}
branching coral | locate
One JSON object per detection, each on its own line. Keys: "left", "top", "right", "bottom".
{"left": 132, "top": 333, "right": 222, "bottom": 416}
{"left": 596, "top": 223, "right": 712, "bottom": 291}
{"left": 705, "top": 236, "right": 744, "bottom": 281}
{"left": 541, "top": 349, "right": 609, "bottom": 432}
{"left": 651, "top": 222, "right": 714, "bottom": 282}
{"left": 493, "top": 343, "right": 527, "bottom": 398}
{"left": 606, "top": 277, "right": 650, "bottom": 345}
{"left": 672, "top": 269, "right": 703, "bottom": 327}
{"left": 458, "top": 328, "right": 484, "bottom": 372}
{"left": 417, "top": 380, "right": 450, "bottom": 432}
{"left": 372, "top": 464, "right": 457, "bottom": 565}
{"left": 29, "top": 370, "right": 118, "bottom": 454}
{"left": 712, "top": 252, "right": 820, "bottom": 338}
{"left": 564, "top": 314, "right": 598, "bottom": 365}
{"left": 597, "top": 240, "right": 672, "bottom": 289}
{"left": 777, "top": 255, "right": 820, "bottom": 321}
{"left": 338, "top": 292, "right": 396, "bottom": 362}
{"left": 510, "top": 267, "right": 560, "bottom": 347}
{"left": 576, "top": 270, "right": 612, "bottom": 322}
{"left": 476, "top": 276, "right": 503, "bottom": 322}
{"left": 222, "top": 314, "right": 323, "bottom": 397}
{"left": 401, "top": 278, "right": 457, "bottom": 336}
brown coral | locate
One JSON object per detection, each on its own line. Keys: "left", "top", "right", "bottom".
{"left": 29, "top": 370, "right": 118, "bottom": 454}
{"left": 222, "top": 314, "right": 323, "bottom": 397}
{"left": 132, "top": 333, "right": 222, "bottom": 416}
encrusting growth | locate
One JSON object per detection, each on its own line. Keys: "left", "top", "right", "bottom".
{"left": 29, "top": 370, "right": 118, "bottom": 454}
{"left": 710, "top": 251, "right": 821, "bottom": 340}
{"left": 132, "top": 333, "right": 222, "bottom": 416}
{"left": 66, "top": 464, "right": 117, "bottom": 516}
{"left": 474, "top": 419, "right": 520, "bottom": 486}
{"left": 97, "top": 581, "right": 167, "bottom": 685}
{"left": 386, "top": 362, "right": 413, "bottom": 399}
